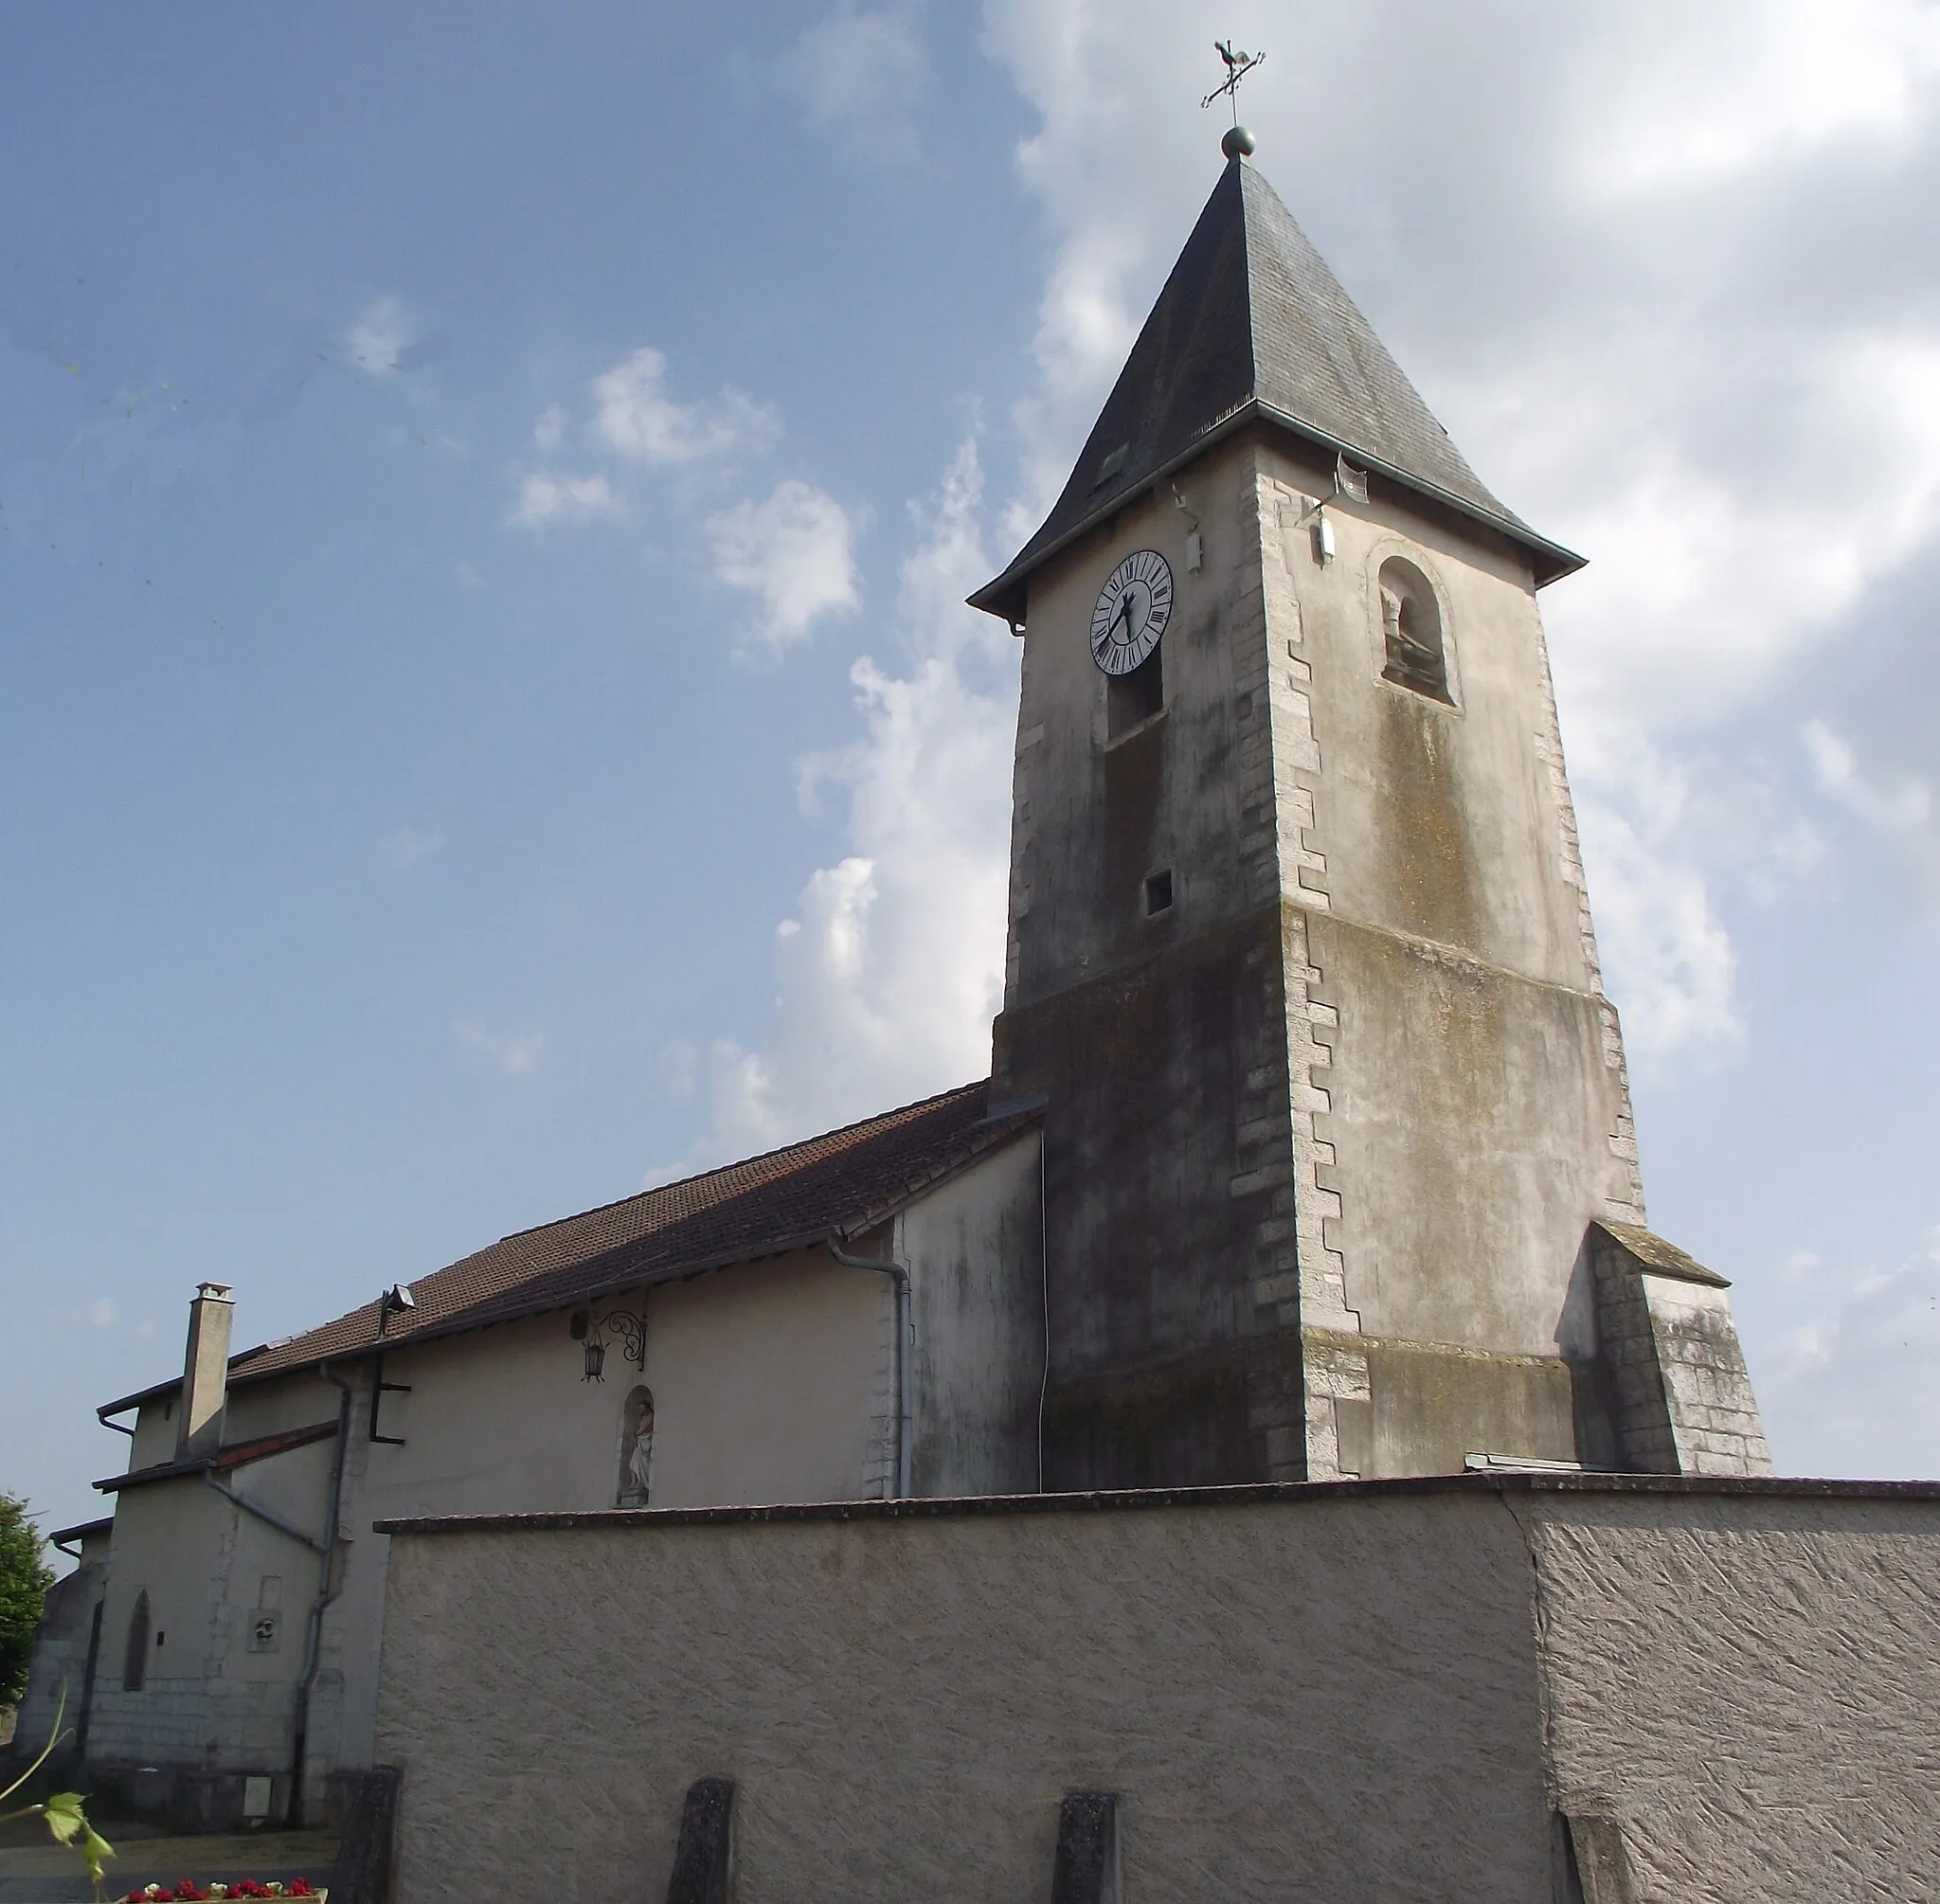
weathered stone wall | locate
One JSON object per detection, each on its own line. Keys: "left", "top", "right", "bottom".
{"left": 1527, "top": 1488, "right": 1938, "bottom": 1899}
{"left": 996, "top": 437, "right": 1309, "bottom": 1487}
{"left": 991, "top": 416, "right": 1678, "bottom": 1488}
{"left": 88, "top": 1435, "right": 340, "bottom": 1780}
{"left": 7, "top": 1553, "right": 105, "bottom": 1769}
{"left": 371, "top": 1477, "right": 1940, "bottom": 1904}
{"left": 1589, "top": 1222, "right": 1771, "bottom": 1478}
{"left": 901, "top": 1133, "right": 1046, "bottom": 1498}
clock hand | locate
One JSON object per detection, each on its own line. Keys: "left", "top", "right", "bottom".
{"left": 1113, "top": 592, "right": 1135, "bottom": 640}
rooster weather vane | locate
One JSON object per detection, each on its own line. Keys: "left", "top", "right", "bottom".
{"left": 1201, "top": 39, "right": 1265, "bottom": 120}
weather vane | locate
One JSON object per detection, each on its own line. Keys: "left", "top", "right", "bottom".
{"left": 1201, "top": 39, "right": 1265, "bottom": 122}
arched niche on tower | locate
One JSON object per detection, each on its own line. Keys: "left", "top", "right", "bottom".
{"left": 1374, "top": 554, "right": 1455, "bottom": 706}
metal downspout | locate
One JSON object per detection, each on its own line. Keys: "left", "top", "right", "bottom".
{"left": 204, "top": 1474, "right": 330, "bottom": 1556}
{"left": 288, "top": 1364, "right": 353, "bottom": 1827}
{"left": 828, "top": 1234, "right": 912, "bottom": 1500}
{"left": 1036, "top": 1128, "right": 1049, "bottom": 1494}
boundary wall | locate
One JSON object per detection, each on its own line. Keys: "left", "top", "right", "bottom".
{"left": 373, "top": 1474, "right": 1940, "bottom": 1904}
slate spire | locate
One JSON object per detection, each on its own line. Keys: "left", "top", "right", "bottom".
{"left": 972, "top": 154, "right": 1579, "bottom": 622}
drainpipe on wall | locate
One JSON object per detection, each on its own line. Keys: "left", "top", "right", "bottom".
{"left": 287, "top": 1363, "right": 353, "bottom": 1827}
{"left": 828, "top": 1233, "right": 912, "bottom": 1500}
{"left": 1036, "top": 1129, "right": 1050, "bottom": 1495}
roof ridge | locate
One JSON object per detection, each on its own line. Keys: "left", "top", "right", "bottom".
{"left": 96, "top": 1077, "right": 1015, "bottom": 1417}
{"left": 492, "top": 1078, "right": 991, "bottom": 1247}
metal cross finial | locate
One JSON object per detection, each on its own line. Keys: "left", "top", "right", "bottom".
{"left": 1201, "top": 39, "right": 1265, "bottom": 120}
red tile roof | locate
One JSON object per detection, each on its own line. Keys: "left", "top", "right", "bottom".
{"left": 97, "top": 1418, "right": 342, "bottom": 1493}
{"left": 101, "top": 1080, "right": 1036, "bottom": 1414}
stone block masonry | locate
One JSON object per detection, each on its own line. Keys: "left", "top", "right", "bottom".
{"left": 1590, "top": 1222, "right": 1772, "bottom": 1477}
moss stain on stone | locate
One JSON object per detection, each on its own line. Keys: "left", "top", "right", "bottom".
{"left": 1376, "top": 690, "right": 1481, "bottom": 953}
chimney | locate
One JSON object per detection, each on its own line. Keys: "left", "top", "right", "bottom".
{"left": 178, "top": 1282, "right": 235, "bottom": 1460}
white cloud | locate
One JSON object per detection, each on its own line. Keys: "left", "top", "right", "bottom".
{"left": 705, "top": 440, "right": 1015, "bottom": 1155}
{"left": 1805, "top": 718, "right": 1940, "bottom": 914}
{"left": 590, "top": 345, "right": 777, "bottom": 466}
{"left": 511, "top": 469, "right": 622, "bottom": 528}
{"left": 379, "top": 827, "right": 448, "bottom": 871}
{"left": 1805, "top": 720, "right": 1933, "bottom": 834}
{"left": 707, "top": 478, "right": 862, "bottom": 653}
{"left": 1525, "top": 328, "right": 1940, "bottom": 728}
{"left": 786, "top": 5, "right": 930, "bottom": 159}
{"left": 532, "top": 404, "right": 567, "bottom": 453}
{"left": 1575, "top": 781, "right": 1740, "bottom": 1072}
{"left": 981, "top": 1, "right": 1238, "bottom": 540}
{"left": 1756, "top": 1225, "right": 1940, "bottom": 1478}
{"left": 87, "top": 1298, "right": 115, "bottom": 1328}
{"left": 1570, "top": 1, "right": 1940, "bottom": 200}
{"left": 348, "top": 296, "right": 414, "bottom": 376}
{"left": 456, "top": 1020, "right": 547, "bottom": 1077}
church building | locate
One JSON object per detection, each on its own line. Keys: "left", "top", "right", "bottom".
{"left": 21, "top": 131, "right": 1775, "bottom": 1841}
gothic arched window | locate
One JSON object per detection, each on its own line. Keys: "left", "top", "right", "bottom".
{"left": 122, "top": 1590, "right": 151, "bottom": 1692}
{"left": 1376, "top": 557, "right": 1450, "bottom": 703}
{"left": 617, "top": 1386, "right": 656, "bottom": 1506}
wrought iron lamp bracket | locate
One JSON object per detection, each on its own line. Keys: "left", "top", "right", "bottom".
{"left": 569, "top": 1302, "right": 648, "bottom": 1381}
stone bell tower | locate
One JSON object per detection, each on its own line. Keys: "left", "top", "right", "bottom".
{"left": 972, "top": 134, "right": 1771, "bottom": 1489}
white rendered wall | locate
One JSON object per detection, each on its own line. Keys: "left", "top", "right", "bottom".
{"left": 82, "top": 1134, "right": 1043, "bottom": 1808}
{"left": 371, "top": 1482, "right": 1940, "bottom": 1904}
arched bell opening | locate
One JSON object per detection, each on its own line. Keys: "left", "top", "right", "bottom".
{"left": 1376, "top": 556, "right": 1451, "bottom": 704}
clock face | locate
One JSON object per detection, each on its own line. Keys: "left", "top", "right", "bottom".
{"left": 1089, "top": 548, "right": 1175, "bottom": 676}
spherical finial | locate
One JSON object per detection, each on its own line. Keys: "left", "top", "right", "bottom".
{"left": 1221, "top": 123, "right": 1257, "bottom": 161}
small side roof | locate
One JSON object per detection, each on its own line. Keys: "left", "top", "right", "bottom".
{"left": 48, "top": 1516, "right": 115, "bottom": 1548}
{"left": 99, "top": 1080, "right": 1040, "bottom": 1416}
{"left": 1593, "top": 1220, "right": 1733, "bottom": 1288}
{"left": 970, "top": 155, "right": 1583, "bottom": 626}
{"left": 96, "top": 1419, "right": 341, "bottom": 1495}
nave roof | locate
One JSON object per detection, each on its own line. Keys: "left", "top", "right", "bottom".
{"left": 99, "top": 1079, "right": 1039, "bottom": 1416}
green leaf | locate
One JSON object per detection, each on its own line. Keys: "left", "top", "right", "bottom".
{"left": 42, "top": 1791, "right": 86, "bottom": 1843}
{"left": 81, "top": 1824, "right": 117, "bottom": 1887}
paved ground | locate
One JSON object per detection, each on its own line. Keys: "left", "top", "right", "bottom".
{"left": 0, "top": 1829, "right": 338, "bottom": 1904}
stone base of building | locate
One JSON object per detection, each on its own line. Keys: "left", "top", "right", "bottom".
{"left": 81, "top": 1764, "right": 309, "bottom": 1835}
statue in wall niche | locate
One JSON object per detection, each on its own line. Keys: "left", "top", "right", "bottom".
{"left": 617, "top": 1387, "right": 655, "bottom": 1507}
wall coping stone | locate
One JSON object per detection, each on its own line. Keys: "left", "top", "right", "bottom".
{"left": 372, "top": 1470, "right": 1940, "bottom": 1536}
{"left": 1592, "top": 1219, "right": 1732, "bottom": 1287}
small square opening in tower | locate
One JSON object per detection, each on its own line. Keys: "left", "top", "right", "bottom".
{"left": 1143, "top": 870, "right": 1174, "bottom": 916}
{"left": 1107, "top": 645, "right": 1164, "bottom": 737}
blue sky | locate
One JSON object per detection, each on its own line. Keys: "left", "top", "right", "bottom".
{"left": 7, "top": 2, "right": 1939, "bottom": 1535}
